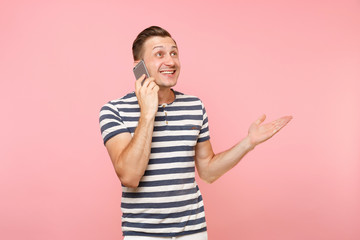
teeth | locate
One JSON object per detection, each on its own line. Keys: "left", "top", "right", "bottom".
{"left": 161, "top": 70, "right": 175, "bottom": 74}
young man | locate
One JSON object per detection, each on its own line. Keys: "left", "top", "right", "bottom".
{"left": 99, "top": 26, "right": 292, "bottom": 239}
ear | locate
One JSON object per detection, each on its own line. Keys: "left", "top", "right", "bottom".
{"left": 133, "top": 60, "right": 140, "bottom": 67}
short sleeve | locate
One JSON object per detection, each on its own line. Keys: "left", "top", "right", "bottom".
{"left": 197, "top": 101, "right": 210, "bottom": 143}
{"left": 99, "top": 102, "right": 130, "bottom": 145}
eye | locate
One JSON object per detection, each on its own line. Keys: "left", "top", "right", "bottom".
{"left": 171, "top": 52, "right": 177, "bottom": 56}
{"left": 155, "top": 52, "right": 163, "bottom": 57}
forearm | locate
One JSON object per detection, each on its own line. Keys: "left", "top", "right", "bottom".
{"left": 196, "top": 115, "right": 292, "bottom": 184}
{"left": 199, "top": 136, "right": 255, "bottom": 183}
{"left": 116, "top": 115, "right": 155, "bottom": 187}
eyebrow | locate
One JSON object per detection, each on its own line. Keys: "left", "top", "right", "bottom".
{"left": 152, "top": 45, "right": 178, "bottom": 50}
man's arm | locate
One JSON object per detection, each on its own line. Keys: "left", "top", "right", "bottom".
{"left": 195, "top": 114, "right": 292, "bottom": 183}
{"left": 105, "top": 75, "right": 159, "bottom": 188}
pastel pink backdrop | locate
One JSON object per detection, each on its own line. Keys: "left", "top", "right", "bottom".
{"left": 1, "top": 0, "right": 359, "bottom": 239}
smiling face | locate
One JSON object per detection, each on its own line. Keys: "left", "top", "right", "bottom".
{"left": 141, "top": 36, "right": 181, "bottom": 89}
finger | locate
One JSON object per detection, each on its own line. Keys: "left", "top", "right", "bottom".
{"left": 272, "top": 116, "right": 293, "bottom": 133}
{"left": 275, "top": 116, "right": 293, "bottom": 127}
{"left": 141, "top": 77, "right": 156, "bottom": 88}
{"left": 135, "top": 74, "right": 147, "bottom": 89}
{"left": 148, "top": 81, "right": 159, "bottom": 90}
{"left": 153, "top": 85, "right": 160, "bottom": 92}
{"left": 284, "top": 115, "right": 293, "bottom": 123}
{"left": 255, "top": 114, "right": 266, "bottom": 125}
{"left": 136, "top": 74, "right": 147, "bottom": 83}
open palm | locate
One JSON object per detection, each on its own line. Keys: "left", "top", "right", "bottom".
{"left": 248, "top": 114, "right": 293, "bottom": 147}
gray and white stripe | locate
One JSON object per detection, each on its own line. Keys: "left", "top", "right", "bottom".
{"left": 99, "top": 90, "right": 210, "bottom": 237}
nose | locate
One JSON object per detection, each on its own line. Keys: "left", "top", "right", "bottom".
{"left": 164, "top": 53, "right": 175, "bottom": 66}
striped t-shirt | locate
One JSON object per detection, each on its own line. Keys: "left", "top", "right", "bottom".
{"left": 99, "top": 90, "right": 210, "bottom": 237}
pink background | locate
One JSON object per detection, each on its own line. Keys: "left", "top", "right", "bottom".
{"left": 1, "top": 0, "right": 359, "bottom": 239}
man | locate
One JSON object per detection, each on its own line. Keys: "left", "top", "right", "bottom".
{"left": 99, "top": 26, "right": 292, "bottom": 239}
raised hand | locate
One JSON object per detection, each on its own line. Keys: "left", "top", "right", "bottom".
{"left": 248, "top": 114, "right": 293, "bottom": 147}
{"left": 135, "top": 74, "right": 160, "bottom": 119}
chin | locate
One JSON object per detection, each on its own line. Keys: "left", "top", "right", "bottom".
{"left": 157, "top": 77, "right": 178, "bottom": 88}
{"left": 159, "top": 82, "right": 177, "bottom": 89}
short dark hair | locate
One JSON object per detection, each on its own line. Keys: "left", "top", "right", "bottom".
{"left": 132, "top": 26, "right": 175, "bottom": 61}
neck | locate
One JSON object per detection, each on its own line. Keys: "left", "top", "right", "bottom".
{"left": 158, "top": 87, "right": 174, "bottom": 105}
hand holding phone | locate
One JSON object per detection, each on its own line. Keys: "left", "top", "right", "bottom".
{"left": 133, "top": 60, "right": 159, "bottom": 117}
{"left": 133, "top": 60, "right": 150, "bottom": 85}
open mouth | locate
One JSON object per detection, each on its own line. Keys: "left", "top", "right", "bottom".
{"left": 160, "top": 70, "right": 176, "bottom": 75}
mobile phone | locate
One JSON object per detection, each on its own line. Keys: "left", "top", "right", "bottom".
{"left": 133, "top": 60, "right": 150, "bottom": 84}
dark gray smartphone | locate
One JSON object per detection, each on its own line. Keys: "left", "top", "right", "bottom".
{"left": 133, "top": 60, "right": 150, "bottom": 84}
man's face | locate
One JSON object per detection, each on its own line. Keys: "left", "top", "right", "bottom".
{"left": 140, "top": 36, "right": 181, "bottom": 89}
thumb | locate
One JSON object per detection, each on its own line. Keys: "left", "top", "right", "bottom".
{"left": 135, "top": 74, "right": 147, "bottom": 93}
{"left": 255, "top": 114, "right": 266, "bottom": 125}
